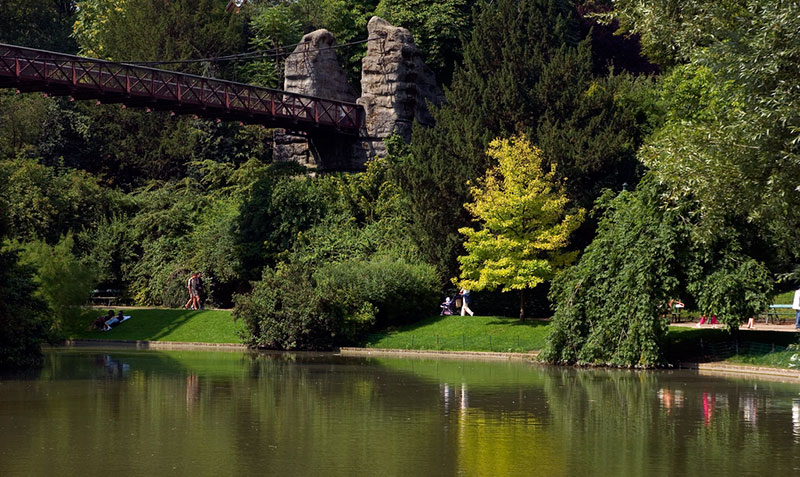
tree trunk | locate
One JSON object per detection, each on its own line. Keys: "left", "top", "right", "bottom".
{"left": 519, "top": 289, "right": 526, "bottom": 321}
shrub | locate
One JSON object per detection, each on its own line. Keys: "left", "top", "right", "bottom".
{"left": 0, "top": 247, "right": 50, "bottom": 369}
{"left": 234, "top": 263, "right": 336, "bottom": 350}
{"left": 234, "top": 257, "right": 440, "bottom": 350}
{"left": 315, "top": 258, "right": 440, "bottom": 328}
{"left": 17, "top": 233, "right": 98, "bottom": 331}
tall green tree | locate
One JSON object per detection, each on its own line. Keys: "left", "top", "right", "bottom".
{"left": 0, "top": 0, "right": 77, "bottom": 51}
{"left": 457, "top": 136, "right": 584, "bottom": 318}
{"left": 395, "top": 0, "right": 649, "bottom": 279}
{"left": 0, "top": 185, "right": 49, "bottom": 369}
{"left": 612, "top": 0, "right": 800, "bottom": 265}
{"left": 0, "top": 248, "right": 50, "bottom": 369}
{"left": 375, "top": 0, "right": 475, "bottom": 84}
{"left": 74, "top": 0, "right": 245, "bottom": 72}
{"left": 542, "top": 176, "right": 772, "bottom": 367}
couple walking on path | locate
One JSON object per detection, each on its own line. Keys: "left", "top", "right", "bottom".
{"left": 184, "top": 272, "right": 204, "bottom": 310}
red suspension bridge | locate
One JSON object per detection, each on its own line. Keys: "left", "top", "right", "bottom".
{"left": 0, "top": 43, "right": 363, "bottom": 134}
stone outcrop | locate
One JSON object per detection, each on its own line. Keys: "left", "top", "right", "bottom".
{"left": 273, "top": 17, "right": 444, "bottom": 169}
{"left": 273, "top": 29, "right": 358, "bottom": 168}
{"left": 358, "top": 16, "right": 444, "bottom": 158}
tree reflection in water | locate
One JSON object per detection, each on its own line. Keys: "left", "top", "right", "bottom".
{"left": 0, "top": 350, "right": 799, "bottom": 476}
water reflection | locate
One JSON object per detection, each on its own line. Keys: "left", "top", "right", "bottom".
{"left": 741, "top": 394, "right": 757, "bottom": 427}
{"left": 92, "top": 353, "right": 130, "bottom": 378}
{"left": 657, "top": 388, "right": 685, "bottom": 414}
{"left": 793, "top": 399, "right": 800, "bottom": 442}
{"left": 0, "top": 350, "right": 799, "bottom": 476}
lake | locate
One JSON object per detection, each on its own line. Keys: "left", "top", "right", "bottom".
{"left": 1, "top": 349, "right": 799, "bottom": 476}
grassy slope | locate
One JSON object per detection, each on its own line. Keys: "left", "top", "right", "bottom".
{"left": 773, "top": 290, "right": 794, "bottom": 304}
{"left": 666, "top": 326, "right": 800, "bottom": 368}
{"left": 64, "top": 308, "right": 245, "bottom": 343}
{"left": 62, "top": 308, "right": 799, "bottom": 370}
{"left": 363, "top": 315, "right": 550, "bottom": 352}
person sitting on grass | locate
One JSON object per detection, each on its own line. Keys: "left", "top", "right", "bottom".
{"left": 89, "top": 310, "right": 115, "bottom": 331}
{"left": 103, "top": 310, "right": 125, "bottom": 331}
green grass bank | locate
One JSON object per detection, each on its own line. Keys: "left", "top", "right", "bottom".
{"left": 64, "top": 308, "right": 245, "bottom": 343}
{"left": 364, "top": 315, "right": 550, "bottom": 352}
{"left": 63, "top": 309, "right": 800, "bottom": 370}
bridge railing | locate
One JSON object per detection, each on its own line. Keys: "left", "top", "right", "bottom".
{"left": 0, "top": 43, "right": 362, "bottom": 133}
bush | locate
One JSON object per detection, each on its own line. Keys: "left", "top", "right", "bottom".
{"left": 0, "top": 248, "right": 50, "bottom": 369}
{"left": 234, "top": 263, "right": 336, "bottom": 350}
{"left": 16, "top": 233, "right": 98, "bottom": 331}
{"left": 315, "top": 258, "right": 439, "bottom": 328}
{"left": 234, "top": 257, "right": 440, "bottom": 350}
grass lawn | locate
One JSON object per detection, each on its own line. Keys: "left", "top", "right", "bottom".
{"left": 362, "top": 315, "right": 550, "bottom": 352}
{"left": 64, "top": 307, "right": 245, "bottom": 343}
{"left": 773, "top": 290, "right": 795, "bottom": 304}
{"left": 666, "top": 326, "right": 800, "bottom": 369}
{"left": 724, "top": 349, "right": 800, "bottom": 368}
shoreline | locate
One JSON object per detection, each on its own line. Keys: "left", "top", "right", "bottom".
{"left": 51, "top": 338, "right": 248, "bottom": 351}
{"left": 338, "top": 347, "right": 540, "bottom": 361}
{"left": 678, "top": 361, "right": 800, "bottom": 381}
{"left": 49, "top": 340, "right": 800, "bottom": 382}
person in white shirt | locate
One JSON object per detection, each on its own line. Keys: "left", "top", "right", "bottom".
{"left": 459, "top": 289, "right": 474, "bottom": 317}
{"left": 792, "top": 287, "right": 800, "bottom": 329}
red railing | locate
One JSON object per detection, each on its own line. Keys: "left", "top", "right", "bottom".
{"left": 0, "top": 43, "right": 363, "bottom": 134}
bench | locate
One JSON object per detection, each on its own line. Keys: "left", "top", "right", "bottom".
{"left": 762, "top": 304, "right": 795, "bottom": 325}
{"left": 90, "top": 289, "right": 120, "bottom": 306}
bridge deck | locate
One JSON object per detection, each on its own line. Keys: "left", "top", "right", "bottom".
{"left": 0, "top": 43, "right": 362, "bottom": 134}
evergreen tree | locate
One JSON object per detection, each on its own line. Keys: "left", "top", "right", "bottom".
{"left": 394, "top": 0, "right": 648, "bottom": 280}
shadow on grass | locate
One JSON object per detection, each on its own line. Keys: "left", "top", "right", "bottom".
{"left": 665, "top": 327, "right": 800, "bottom": 363}
{"left": 147, "top": 311, "right": 196, "bottom": 341}
{"left": 66, "top": 308, "right": 209, "bottom": 341}
{"left": 486, "top": 318, "right": 550, "bottom": 328}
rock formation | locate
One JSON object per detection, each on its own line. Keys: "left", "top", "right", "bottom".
{"left": 358, "top": 16, "right": 444, "bottom": 158}
{"left": 273, "top": 17, "right": 444, "bottom": 169}
{"left": 273, "top": 29, "right": 358, "bottom": 168}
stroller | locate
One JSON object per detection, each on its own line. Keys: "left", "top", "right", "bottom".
{"left": 440, "top": 295, "right": 459, "bottom": 315}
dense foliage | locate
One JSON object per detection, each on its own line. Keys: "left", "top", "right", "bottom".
{"left": 542, "top": 177, "right": 772, "bottom": 367}
{"left": 538, "top": 0, "right": 795, "bottom": 365}
{"left": 396, "top": 0, "right": 651, "bottom": 279}
{"left": 612, "top": 0, "right": 800, "bottom": 267}
{"left": 0, "top": 188, "right": 49, "bottom": 369}
{"left": 0, "top": 0, "right": 792, "bottom": 363}
{"left": 0, "top": 248, "right": 50, "bottom": 369}
{"left": 234, "top": 158, "right": 439, "bottom": 349}
{"left": 457, "top": 136, "right": 584, "bottom": 318}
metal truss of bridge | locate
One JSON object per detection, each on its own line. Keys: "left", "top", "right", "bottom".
{"left": 0, "top": 43, "right": 363, "bottom": 135}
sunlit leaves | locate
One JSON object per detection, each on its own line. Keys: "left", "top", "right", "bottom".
{"left": 457, "top": 136, "right": 584, "bottom": 302}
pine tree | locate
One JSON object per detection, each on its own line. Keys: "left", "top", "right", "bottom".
{"left": 394, "top": 0, "right": 647, "bottom": 281}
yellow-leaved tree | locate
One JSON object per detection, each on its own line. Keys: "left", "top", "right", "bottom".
{"left": 457, "top": 135, "right": 585, "bottom": 319}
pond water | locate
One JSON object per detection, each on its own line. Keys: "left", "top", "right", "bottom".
{"left": 1, "top": 349, "right": 800, "bottom": 476}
